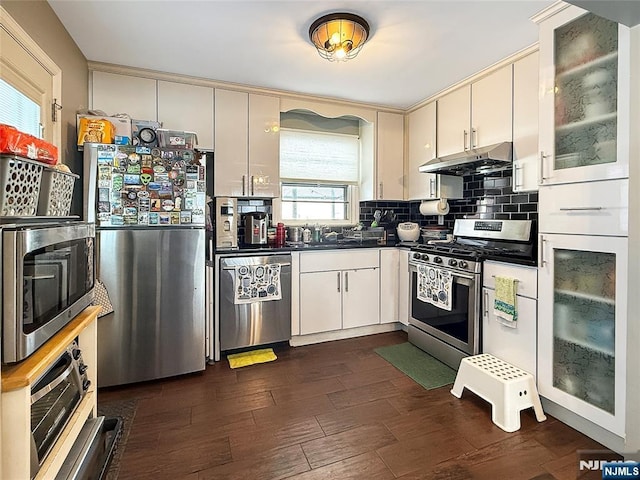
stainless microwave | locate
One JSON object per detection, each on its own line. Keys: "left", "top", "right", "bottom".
{"left": 2, "top": 222, "right": 95, "bottom": 363}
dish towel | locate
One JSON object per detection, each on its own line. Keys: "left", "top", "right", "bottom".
{"left": 234, "top": 264, "right": 282, "bottom": 305}
{"left": 494, "top": 276, "right": 518, "bottom": 328}
{"left": 92, "top": 279, "right": 114, "bottom": 318}
{"left": 417, "top": 265, "right": 453, "bottom": 311}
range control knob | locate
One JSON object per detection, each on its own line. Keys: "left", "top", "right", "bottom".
{"left": 79, "top": 363, "right": 88, "bottom": 375}
{"left": 413, "top": 253, "right": 421, "bottom": 260}
{"left": 448, "top": 259, "right": 457, "bottom": 266}
{"left": 433, "top": 256, "right": 442, "bottom": 264}
{"left": 82, "top": 379, "right": 91, "bottom": 391}
{"left": 420, "top": 254, "right": 429, "bottom": 261}
{"left": 458, "top": 260, "right": 468, "bottom": 269}
{"left": 72, "top": 348, "right": 82, "bottom": 361}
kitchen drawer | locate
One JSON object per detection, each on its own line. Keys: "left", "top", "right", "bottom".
{"left": 539, "top": 179, "right": 628, "bottom": 236}
{"left": 483, "top": 260, "right": 537, "bottom": 299}
{"left": 299, "top": 249, "right": 379, "bottom": 273}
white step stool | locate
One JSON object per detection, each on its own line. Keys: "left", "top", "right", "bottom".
{"left": 450, "top": 353, "right": 547, "bottom": 432}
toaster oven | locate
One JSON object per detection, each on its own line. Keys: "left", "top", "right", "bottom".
{"left": 30, "top": 340, "right": 91, "bottom": 478}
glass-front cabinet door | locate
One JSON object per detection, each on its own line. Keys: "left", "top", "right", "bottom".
{"left": 537, "top": 6, "right": 630, "bottom": 185}
{"left": 538, "top": 233, "right": 627, "bottom": 436}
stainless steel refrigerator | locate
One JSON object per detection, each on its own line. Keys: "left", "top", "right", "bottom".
{"left": 83, "top": 143, "right": 205, "bottom": 387}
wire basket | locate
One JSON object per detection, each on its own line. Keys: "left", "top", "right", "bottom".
{"left": 0, "top": 155, "right": 44, "bottom": 216}
{"left": 38, "top": 167, "right": 78, "bottom": 216}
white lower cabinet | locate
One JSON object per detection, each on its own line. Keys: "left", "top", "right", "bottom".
{"left": 482, "top": 261, "right": 538, "bottom": 375}
{"left": 298, "top": 250, "right": 380, "bottom": 335}
{"left": 398, "top": 249, "right": 410, "bottom": 326}
{"left": 299, "top": 271, "right": 342, "bottom": 335}
{"left": 380, "top": 249, "right": 399, "bottom": 324}
{"left": 538, "top": 233, "right": 627, "bottom": 437}
{"left": 342, "top": 268, "right": 380, "bottom": 329}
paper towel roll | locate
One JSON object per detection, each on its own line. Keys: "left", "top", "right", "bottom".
{"left": 419, "top": 200, "right": 449, "bottom": 216}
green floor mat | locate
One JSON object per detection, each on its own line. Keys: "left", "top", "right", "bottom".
{"left": 375, "top": 342, "right": 457, "bottom": 390}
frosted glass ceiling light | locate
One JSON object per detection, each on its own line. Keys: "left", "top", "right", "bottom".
{"left": 309, "top": 13, "right": 370, "bottom": 62}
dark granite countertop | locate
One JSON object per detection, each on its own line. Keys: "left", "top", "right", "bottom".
{"left": 214, "top": 241, "right": 399, "bottom": 255}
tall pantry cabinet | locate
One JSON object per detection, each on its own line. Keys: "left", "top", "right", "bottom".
{"left": 533, "top": 3, "right": 635, "bottom": 449}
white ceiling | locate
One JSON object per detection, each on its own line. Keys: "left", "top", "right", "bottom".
{"left": 47, "top": 0, "right": 557, "bottom": 110}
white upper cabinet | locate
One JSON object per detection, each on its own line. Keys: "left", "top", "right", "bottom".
{"left": 157, "top": 81, "right": 214, "bottom": 150}
{"left": 437, "top": 65, "right": 513, "bottom": 157}
{"left": 375, "top": 112, "right": 404, "bottom": 200}
{"left": 512, "top": 51, "right": 540, "bottom": 192}
{"left": 214, "top": 89, "right": 280, "bottom": 198}
{"left": 536, "top": 5, "right": 630, "bottom": 185}
{"left": 248, "top": 93, "right": 280, "bottom": 197}
{"left": 407, "top": 102, "right": 463, "bottom": 201}
{"left": 91, "top": 71, "right": 157, "bottom": 120}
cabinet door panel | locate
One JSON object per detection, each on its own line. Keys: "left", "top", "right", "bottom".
{"left": 538, "top": 233, "right": 627, "bottom": 436}
{"left": 248, "top": 94, "right": 280, "bottom": 197}
{"left": 408, "top": 102, "right": 437, "bottom": 200}
{"left": 398, "top": 249, "right": 410, "bottom": 326}
{"left": 300, "top": 271, "right": 342, "bottom": 334}
{"left": 92, "top": 72, "right": 157, "bottom": 121}
{"left": 471, "top": 65, "right": 513, "bottom": 148}
{"left": 214, "top": 89, "right": 248, "bottom": 197}
{"left": 158, "top": 81, "right": 214, "bottom": 150}
{"left": 343, "top": 268, "right": 380, "bottom": 329}
{"left": 377, "top": 112, "right": 404, "bottom": 200}
{"left": 538, "top": 8, "right": 629, "bottom": 185}
{"left": 437, "top": 85, "right": 471, "bottom": 157}
{"left": 513, "top": 52, "right": 540, "bottom": 192}
{"left": 380, "top": 249, "right": 399, "bottom": 324}
{"left": 483, "top": 288, "right": 537, "bottom": 375}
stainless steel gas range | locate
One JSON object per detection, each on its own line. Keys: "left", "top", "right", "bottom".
{"left": 408, "top": 219, "right": 535, "bottom": 369}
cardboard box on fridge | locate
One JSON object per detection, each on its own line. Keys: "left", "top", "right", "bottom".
{"left": 76, "top": 114, "right": 132, "bottom": 148}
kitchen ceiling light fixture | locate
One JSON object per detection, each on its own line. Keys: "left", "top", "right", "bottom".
{"left": 308, "top": 12, "right": 370, "bottom": 62}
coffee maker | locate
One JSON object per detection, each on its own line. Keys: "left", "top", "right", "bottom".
{"left": 244, "top": 212, "right": 268, "bottom": 245}
{"left": 214, "top": 197, "right": 238, "bottom": 250}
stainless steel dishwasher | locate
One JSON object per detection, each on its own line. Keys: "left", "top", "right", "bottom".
{"left": 219, "top": 254, "right": 291, "bottom": 351}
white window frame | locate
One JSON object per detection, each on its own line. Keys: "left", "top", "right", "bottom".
{"left": 277, "top": 127, "right": 360, "bottom": 226}
{"left": 0, "top": 6, "right": 62, "bottom": 147}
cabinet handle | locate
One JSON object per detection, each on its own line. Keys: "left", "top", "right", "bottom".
{"left": 345, "top": 271, "right": 349, "bottom": 292}
{"left": 514, "top": 163, "right": 523, "bottom": 189}
{"left": 251, "top": 175, "right": 255, "bottom": 196}
{"left": 379, "top": 182, "right": 383, "bottom": 199}
{"left": 242, "top": 175, "right": 246, "bottom": 196}
{"left": 483, "top": 290, "right": 489, "bottom": 318}
{"left": 429, "top": 178, "right": 436, "bottom": 197}
{"left": 337, "top": 272, "right": 341, "bottom": 292}
{"left": 471, "top": 128, "right": 477, "bottom": 148}
{"left": 559, "top": 207, "right": 604, "bottom": 211}
{"left": 463, "top": 130, "right": 469, "bottom": 151}
{"left": 539, "top": 235, "right": 546, "bottom": 267}
{"left": 539, "top": 151, "right": 550, "bottom": 185}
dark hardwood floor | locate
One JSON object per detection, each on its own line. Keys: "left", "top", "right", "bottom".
{"left": 98, "top": 331, "right": 612, "bottom": 479}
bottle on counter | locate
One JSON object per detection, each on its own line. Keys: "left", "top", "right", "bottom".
{"left": 276, "top": 222, "right": 286, "bottom": 247}
{"left": 312, "top": 224, "right": 321, "bottom": 243}
{"left": 302, "top": 225, "right": 312, "bottom": 243}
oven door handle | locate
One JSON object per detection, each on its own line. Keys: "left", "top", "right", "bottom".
{"left": 30, "top": 356, "right": 75, "bottom": 404}
{"left": 408, "top": 262, "right": 476, "bottom": 281}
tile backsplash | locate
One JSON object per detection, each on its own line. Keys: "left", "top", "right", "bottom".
{"left": 360, "top": 168, "right": 537, "bottom": 232}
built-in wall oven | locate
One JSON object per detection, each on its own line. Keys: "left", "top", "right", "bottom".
{"left": 2, "top": 221, "right": 95, "bottom": 363}
{"left": 408, "top": 219, "right": 535, "bottom": 370}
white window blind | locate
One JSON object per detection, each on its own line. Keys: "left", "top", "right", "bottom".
{"left": 0, "top": 79, "right": 41, "bottom": 137}
{"left": 280, "top": 128, "right": 359, "bottom": 183}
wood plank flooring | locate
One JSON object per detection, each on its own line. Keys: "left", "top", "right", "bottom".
{"left": 98, "top": 331, "right": 615, "bottom": 479}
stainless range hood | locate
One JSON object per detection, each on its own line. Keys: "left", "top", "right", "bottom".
{"left": 418, "top": 141, "right": 513, "bottom": 176}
